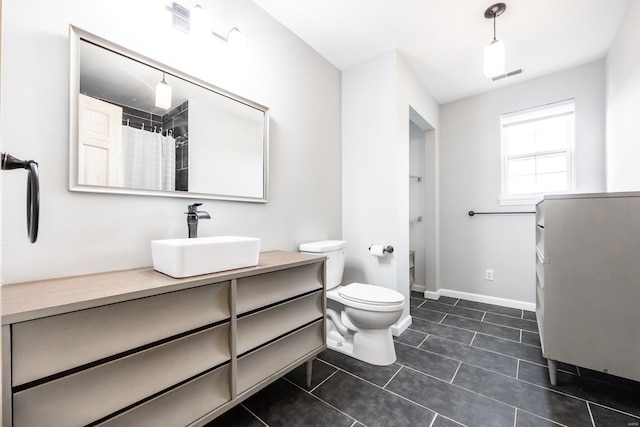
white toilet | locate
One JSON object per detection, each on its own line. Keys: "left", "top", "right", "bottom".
{"left": 299, "top": 240, "right": 405, "bottom": 366}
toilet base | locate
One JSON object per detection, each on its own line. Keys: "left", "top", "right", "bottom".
{"left": 326, "top": 319, "right": 397, "bottom": 366}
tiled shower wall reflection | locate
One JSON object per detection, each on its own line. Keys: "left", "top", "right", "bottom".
{"left": 163, "top": 102, "right": 189, "bottom": 192}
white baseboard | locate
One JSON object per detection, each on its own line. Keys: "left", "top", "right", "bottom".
{"left": 410, "top": 284, "right": 426, "bottom": 293}
{"left": 392, "top": 313, "right": 412, "bottom": 336}
{"left": 423, "top": 288, "right": 535, "bottom": 312}
{"left": 423, "top": 289, "right": 442, "bottom": 300}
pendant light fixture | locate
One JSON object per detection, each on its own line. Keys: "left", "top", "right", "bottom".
{"left": 483, "top": 3, "right": 506, "bottom": 79}
{"left": 155, "top": 72, "right": 172, "bottom": 110}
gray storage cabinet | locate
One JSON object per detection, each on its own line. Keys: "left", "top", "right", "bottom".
{"left": 535, "top": 191, "right": 640, "bottom": 385}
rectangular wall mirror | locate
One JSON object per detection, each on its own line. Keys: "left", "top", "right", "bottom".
{"left": 69, "top": 26, "right": 269, "bottom": 202}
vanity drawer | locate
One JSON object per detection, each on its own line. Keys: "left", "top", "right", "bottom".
{"left": 97, "top": 364, "right": 231, "bottom": 427}
{"left": 236, "top": 263, "right": 323, "bottom": 315}
{"left": 237, "top": 291, "right": 323, "bottom": 355}
{"left": 237, "top": 320, "right": 324, "bottom": 394}
{"left": 12, "top": 282, "right": 230, "bottom": 386}
{"left": 13, "top": 323, "right": 230, "bottom": 427}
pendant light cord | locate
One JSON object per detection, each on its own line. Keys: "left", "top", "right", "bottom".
{"left": 493, "top": 14, "right": 497, "bottom": 41}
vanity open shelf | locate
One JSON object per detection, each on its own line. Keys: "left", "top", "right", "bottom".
{"left": 1, "top": 251, "right": 326, "bottom": 427}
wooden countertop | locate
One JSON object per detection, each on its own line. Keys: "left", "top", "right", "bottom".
{"left": 1, "top": 251, "right": 325, "bottom": 325}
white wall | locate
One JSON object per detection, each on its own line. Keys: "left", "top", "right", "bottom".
{"left": 342, "top": 49, "right": 439, "bottom": 330}
{"left": 0, "top": 0, "right": 342, "bottom": 284}
{"left": 0, "top": 0, "right": 4, "bottom": 413}
{"left": 409, "top": 121, "right": 426, "bottom": 290}
{"left": 440, "top": 60, "right": 606, "bottom": 306}
{"left": 606, "top": 0, "right": 640, "bottom": 191}
{"left": 189, "top": 96, "right": 264, "bottom": 197}
{"left": 342, "top": 52, "right": 397, "bottom": 287}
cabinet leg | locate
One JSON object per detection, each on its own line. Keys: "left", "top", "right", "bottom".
{"left": 547, "top": 359, "right": 558, "bottom": 386}
{"left": 305, "top": 359, "right": 313, "bottom": 388}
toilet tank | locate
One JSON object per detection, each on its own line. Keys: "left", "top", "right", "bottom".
{"left": 299, "top": 240, "right": 346, "bottom": 290}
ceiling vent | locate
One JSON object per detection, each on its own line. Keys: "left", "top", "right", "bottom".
{"left": 491, "top": 69, "right": 523, "bottom": 81}
{"left": 170, "top": 2, "right": 190, "bottom": 33}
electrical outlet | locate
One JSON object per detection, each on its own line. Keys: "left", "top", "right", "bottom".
{"left": 485, "top": 269, "right": 494, "bottom": 281}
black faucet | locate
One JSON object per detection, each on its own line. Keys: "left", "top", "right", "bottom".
{"left": 185, "top": 203, "right": 211, "bottom": 238}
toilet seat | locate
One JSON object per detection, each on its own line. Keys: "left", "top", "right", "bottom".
{"left": 329, "top": 283, "right": 405, "bottom": 312}
{"left": 340, "top": 283, "right": 404, "bottom": 305}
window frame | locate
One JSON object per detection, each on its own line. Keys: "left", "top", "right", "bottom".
{"left": 499, "top": 99, "right": 576, "bottom": 206}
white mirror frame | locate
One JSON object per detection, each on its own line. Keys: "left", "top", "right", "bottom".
{"left": 69, "top": 25, "right": 270, "bottom": 203}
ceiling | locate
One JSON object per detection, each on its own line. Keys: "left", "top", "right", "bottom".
{"left": 251, "top": 0, "right": 631, "bottom": 104}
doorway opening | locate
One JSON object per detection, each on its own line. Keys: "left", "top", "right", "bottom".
{"left": 409, "top": 107, "right": 437, "bottom": 295}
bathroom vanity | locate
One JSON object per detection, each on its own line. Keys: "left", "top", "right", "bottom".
{"left": 1, "top": 251, "right": 326, "bottom": 426}
{"left": 535, "top": 192, "right": 640, "bottom": 385}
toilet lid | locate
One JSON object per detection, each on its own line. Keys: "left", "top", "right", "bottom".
{"left": 339, "top": 283, "right": 404, "bottom": 306}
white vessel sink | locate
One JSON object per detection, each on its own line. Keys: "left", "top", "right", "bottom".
{"left": 151, "top": 236, "right": 260, "bottom": 278}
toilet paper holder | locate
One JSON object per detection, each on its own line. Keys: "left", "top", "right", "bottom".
{"left": 368, "top": 245, "right": 394, "bottom": 254}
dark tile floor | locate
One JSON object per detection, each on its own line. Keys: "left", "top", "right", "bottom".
{"left": 206, "top": 293, "right": 640, "bottom": 427}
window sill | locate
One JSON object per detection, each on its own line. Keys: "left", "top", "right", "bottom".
{"left": 499, "top": 196, "right": 541, "bottom": 207}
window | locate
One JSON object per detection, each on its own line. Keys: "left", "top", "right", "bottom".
{"left": 500, "top": 99, "right": 575, "bottom": 204}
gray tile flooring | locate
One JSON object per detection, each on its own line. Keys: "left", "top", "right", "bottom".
{"left": 206, "top": 293, "right": 640, "bottom": 426}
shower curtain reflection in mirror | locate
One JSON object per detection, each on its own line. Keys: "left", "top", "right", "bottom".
{"left": 121, "top": 126, "right": 176, "bottom": 191}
